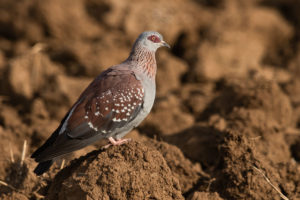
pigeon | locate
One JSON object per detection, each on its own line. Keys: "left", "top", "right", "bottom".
{"left": 31, "top": 31, "right": 170, "bottom": 175}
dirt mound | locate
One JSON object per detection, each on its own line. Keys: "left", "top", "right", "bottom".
{"left": 209, "top": 127, "right": 300, "bottom": 199}
{"left": 47, "top": 141, "right": 185, "bottom": 200}
{"left": 204, "top": 78, "right": 294, "bottom": 128}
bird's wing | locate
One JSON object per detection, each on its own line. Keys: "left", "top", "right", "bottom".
{"left": 66, "top": 69, "right": 145, "bottom": 139}
{"left": 32, "top": 68, "right": 145, "bottom": 162}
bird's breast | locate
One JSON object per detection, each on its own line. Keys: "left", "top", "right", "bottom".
{"left": 141, "top": 79, "right": 156, "bottom": 114}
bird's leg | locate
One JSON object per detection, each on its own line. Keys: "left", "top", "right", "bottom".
{"left": 111, "top": 137, "right": 131, "bottom": 145}
{"left": 102, "top": 137, "right": 131, "bottom": 149}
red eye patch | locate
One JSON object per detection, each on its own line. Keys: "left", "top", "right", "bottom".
{"left": 147, "top": 35, "right": 161, "bottom": 43}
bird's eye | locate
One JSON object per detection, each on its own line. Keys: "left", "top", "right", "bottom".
{"left": 147, "top": 35, "right": 161, "bottom": 43}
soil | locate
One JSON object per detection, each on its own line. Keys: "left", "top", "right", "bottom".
{"left": 0, "top": 0, "right": 300, "bottom": 199}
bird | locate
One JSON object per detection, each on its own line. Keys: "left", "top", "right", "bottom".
{"left": 31, "top": 31, "right": 170, "bottom": 175}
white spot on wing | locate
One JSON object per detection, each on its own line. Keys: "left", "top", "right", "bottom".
{"left": 112, "top": 117, "right": 122, "bottom": 122}
{"left": 88, "top": 122, "right": 98, "bottom": 131}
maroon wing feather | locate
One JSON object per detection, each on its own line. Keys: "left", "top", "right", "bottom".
{"left": 66, "top": 69, "right": 144, "bottom": 139}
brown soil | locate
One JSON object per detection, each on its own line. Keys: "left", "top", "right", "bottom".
{"left": 0, "top": 0, "right": 300, "bottom": 199}
{"left": 47, "top": 141, "right": 184, "bottom": 200}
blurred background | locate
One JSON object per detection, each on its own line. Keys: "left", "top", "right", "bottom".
{"left": 0, "top": 0, "right": 300, "bottom": 199}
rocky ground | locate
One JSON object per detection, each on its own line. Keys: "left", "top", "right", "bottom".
{"left": 0, "top": 0, "right": 300, "bottom": 199}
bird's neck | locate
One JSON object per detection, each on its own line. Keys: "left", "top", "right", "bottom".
{"left": 127, "top": 46, "right": 157, "bottom": 80}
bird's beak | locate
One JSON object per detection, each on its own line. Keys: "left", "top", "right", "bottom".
{"left": 161, "top": 41, "right": 170, "bottom": 48}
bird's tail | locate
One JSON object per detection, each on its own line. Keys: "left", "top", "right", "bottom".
{"left": 33, "top": 160, "right": 53, "bottom": 176}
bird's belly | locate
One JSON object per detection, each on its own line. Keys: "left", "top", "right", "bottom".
{"left": 114, "top": 83, "right": 155, "bottom": 139}
{"left": 138, "top": 82, "right": 156, "bottom": 121}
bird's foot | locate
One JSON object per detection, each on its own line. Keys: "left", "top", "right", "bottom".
{"left": 102, "top": 137, "right": 131, "bottom": 149}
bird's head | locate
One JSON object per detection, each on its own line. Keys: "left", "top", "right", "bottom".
{"left": 134, "top": 31, "right": 170, "bottom": 52}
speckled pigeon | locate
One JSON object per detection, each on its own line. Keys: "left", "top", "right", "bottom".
{"left": 31, "top": 31, "right": 170, "bottom": 175}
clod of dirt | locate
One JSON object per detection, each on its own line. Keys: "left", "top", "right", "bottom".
{"left": 211, "top": 127, "right": 300, "bottom": 199}
{"left": 228, "top": 108, "right": 293, "bottom": 165}
{"left": 145, "top": 139, "right": 206, "bottom": 193}
{"left": 283, "top": 78, "right": 300, "bottom": 108}
{"left": 193, "top": 0, "right": 293, "bottom": 81}
{"left": 291, "top": 139, "right": 300, "bottom": 161}
{"left": 187, "top": 191, "right": 224, "bottom": 200}
{"left": 210, "top": 129, "right": 277, "bottom": 199}
{"left": 263, "top": 0, "right": 300, "bottom": 40}
{"left": 0, "top": 193, "right": 28, "bottom": 200}
{"left": 0, "top": 102, "right": 23, "bottom": 129}
{"left": 0, "top": 0, "right": 44, "bottom": 42}
{"left": 1, "top": 159, "right": 41, "bottom": 200}
{"left": 181, "top": 83, "right": 215, "bottom": 118}
{"left": 142, "top": 94, "right": 195, "bottom": 136}
{"left": 6, "top": 47, "right": 62, "bottom": 100}
{"left": 47, "top": 141, "right": 184, "bottom": 200}
{"left": 4, "top": 162, "right": 36, "bottom": 193}
{"left": 40, "top": 74, "right": 92, "bottom": 119}
{"left": 35, "top": 0, "right": 101, "bottom": 40}
{"left": 0, "top": 50, "right": 5, "bottom": 69}
{"left": 202, "top": 77, "right": 295, "bottom": 165}
{"left": 165, "top": 124, "right": 223, "bottom": 169}
{"left": 49, "top": 32, "right": 130, "bottom": 77}
{"left": 204, "top": 78, "right": 294, "bottom": 129}
{"left": 0, "top": 102, "right": 33, "bottom": 157}
{"left": 156, "top": 51, "right": 188, "bottom": 96}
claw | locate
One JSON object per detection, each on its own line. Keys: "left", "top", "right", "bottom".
{"left": 102, "top": 137, "right": 132, "bottom": 149}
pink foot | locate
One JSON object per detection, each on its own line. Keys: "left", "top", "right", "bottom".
{"left": 102, "top": 137, "right": 131, "bottom": 149}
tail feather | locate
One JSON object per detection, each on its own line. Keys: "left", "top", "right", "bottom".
{"left": 31, "top": 129, "right": 60, "bottom": 160}
{"left": 31, "top": 111, "right": 70, "bottom": 160}
{"left": 33, "top": 160, "right": 53, "bottom": 175}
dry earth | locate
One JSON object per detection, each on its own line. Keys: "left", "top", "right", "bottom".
{"left": 0, "top": 0, "right": 300, "bottom": 199}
